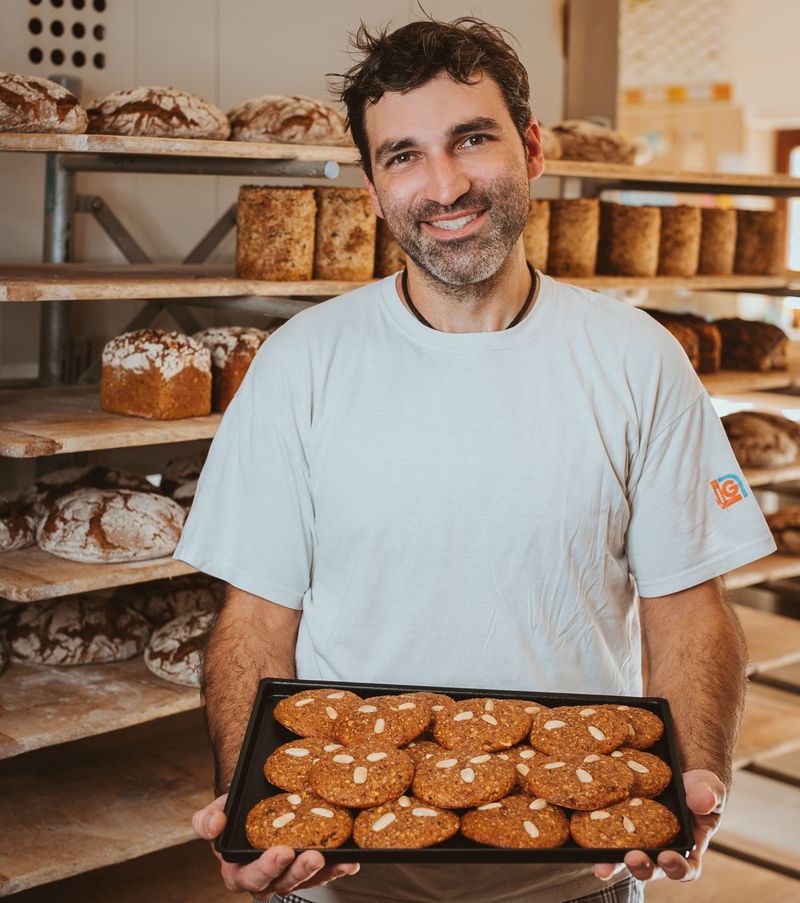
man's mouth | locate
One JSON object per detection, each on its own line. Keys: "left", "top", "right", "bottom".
{"left": 422, "top": 209, "right": 486, "bottom": 236}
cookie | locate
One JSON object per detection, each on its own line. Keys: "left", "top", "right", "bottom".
{"left": 461, "top": 793, "right": 570, "bottom": 849}
{"left": 273, "top": 688, "right": 362, "bottom": 739}
{"left": 433, "top": 698, "right": 531, "bottom": 752}
{"left": 334, "top": 694, "right": 432, "bottom": 746}
{"left": 403, "top": 739, "right": 448, "bottom": 764}
{"left": 506, "top": 698, "right": 551, "bottom": 719}
{"left": 495, "top": 744, "right": 540, "bottom": 782}
{"left": 412, "top": 749, "right": 517, "bottom": 809}
{"left": 411, "top": 691, "right": 455, "bottom": 715}
{"left": 308, "top": 744, "right": 414, "bottom": 808}
{"left": 352, "top": 794, "right": 460, "bottom": 849}
{"left": 519, "top": 754, "right": 634, "bottom": 810}
{"left": 529, "top": 706, "right": 628, "bottom": 756}
{"left": 245, "top": 791, "right": 352, "bottom": 849}
{"left": 263, "top": 739, "right": 343, "bottom": 792}
{"left": 601, "top": 705, "right": 664, "bottom": 750}
{"left": 570, "top": 797, "right": 681, "bottom": 849}
{"left": 607, "top": 748, "right": 672, "bottom": 798}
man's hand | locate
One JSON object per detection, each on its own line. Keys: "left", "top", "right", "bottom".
{"left": 593, "top": 769, "right": 725, "bottom": 884}
{"left": 192, "top": 794, "right": 360, "bottom": 899}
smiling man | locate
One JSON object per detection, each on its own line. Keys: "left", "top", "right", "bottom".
{"left": 177, "top": 16, "right": 776, "bottom": 903}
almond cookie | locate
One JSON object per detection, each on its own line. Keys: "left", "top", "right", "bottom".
{"left": 263, "top": 739, "right": 343, "bottom": 792}
{"left": 412, "top": 749, "right": 517, "bottom": 809}
{"left": 352, "top": 794, "right": 460, "bottom": 849}
{"left": 529, "top": 706, "right": 628, "bottom": 756}
{"left": 245, "top": 791, "right": 352, "bottom": 849}
{"left": 433, "top": 698, "right": 531, "bottom": 752}
{"left": 334, "top": 694, "right": 431, "bottom": 746}
{"left": 600, "top": 705, "right": 664, "bottom": 750}
{"left": 411, "top": 691, "right": 455, "bottom": 715}
{"left": 308, "top": 744, "right": 414, "bottom": 808}
{"left": 570, "top": 797, "right": 680, "bottom": 849}
{"left": 505, "top": 698, "right": 551, "bottom": 719}
{"left": 519, "top": 754, "right": 633, "bottom": 810}
{"left": 607, "top": 748, "right": 672, "bottom": 798}
{"left": 403, "top": 740, "right": 448, "bottom": 765}
{"left": 495, "top": 745, "right": 540, "bottom": 782}
{"left": 273, "top": 688, "right": 362, "bottom": 739}
{"left": 461, "top": 793, "right": 570, "bottom": 849}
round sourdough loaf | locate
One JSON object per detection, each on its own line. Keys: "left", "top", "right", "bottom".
{"left": 144, "top": 609, "right": 214, "bottom": 687}
{"left": 37, "top": 488, "right": 186, "bottom": 563}
{"left": 19, "top": 465, "right": 155, "bottom": 519}
{"left": 228, "top": 94, "right": 350, "bottom": 145}
{"left": 551, "top": 120, "right": 636, "bottom": 164}
{"left": 0, "top": 72, "right": 87, "bottom": 133}
{"left": 113, "top": 574, "right": 223, "bottom": 628}
{"left": 160, "top": 452, "right": 207, "bottom": 497}
{"left": 87, "top": 86, "right": 230, "bottom": 139}
{"left": 0, "top": 496, "right": 36, "bottom": 552}
{"left": 7, "top": 593, "right": 151, "bottom": 665}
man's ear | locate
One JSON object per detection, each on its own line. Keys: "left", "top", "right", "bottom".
{"left": 525, "top": 116, "right": 545, "bottom": 182}
{"left": 362, "top": 167, "right": 385, "bottom": 218}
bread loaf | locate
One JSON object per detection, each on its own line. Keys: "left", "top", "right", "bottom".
{"left": 160, "top": 452, "right": 207, "bottom": 497}
{"left": 194, "top": 326, "right": 269, "bottom": 412}
{"left": 101, "top": 329, "right": 211, "bottom": 420}
{"left": 0, "top": 496, "right": 36, "bottom": 552}
{"left": 734, "top": 210, "right": 785, "bottom": 276}
{"left": 551, "top": 120, "right": 636, "bottom": 164}
{"left": 766, "top": 506, "right": 800, "bottom": 554}
{"left": 19, "top": 465, "right": 155, "bottom": 519}
{"left": 144, "top": 609, "right": 214, "bottom": 687}
{"left": 314, "top": 187, "right": 376, "bottom": 281}
{"left": 546, "top": 199, "right": 599, "bottom": 276}
{"left": 714, "top": 318, "right": 788, "bottom": 372}
{"left": 522, "top": 200, "right": 549, "bottom": 272}
{"left": 661, "top": 322, "right": 700, "bottom": 370}
{"left": 172, "top": 479, "right": 197, "bottom": 509}
{"left": 113, "top": 574, "right": 224, "bottom": 629}
{"left": 698, "top": 208, "right": 736, "bottom": 275}
{"left": 597, "top": 202, "right": 660, "bottom": 276}
{"left": 228, "top": 94, "right": 350, "bottom": 145}
{"left": 0, "top": 72, "right": 87, "bottom": 133}
{"left": 643, "top": 310, "right": 721, "bottom": 373}
{"left": 87, "top": 86, "right": 229, "bottom": 139}
{"left": 37, "top": 488, "right": 186, "bottom": 564}
{"left": 658, "top": 206, "right": 701, "bottom": 277}
{"left": 539, "top": 127, "right": 562, "bottom": 159}
{"left": 374, "top": 218, "right": 405, "bottom": 277}
{"left": 722, "top": 412, "right": 800, "bottom": 468}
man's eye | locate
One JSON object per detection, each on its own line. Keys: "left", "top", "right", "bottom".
{"left": 463, "top": 135, "right": 487, "bottom": 148}
{"left": 388, "top": 153, "right": 413, "bottom": 166}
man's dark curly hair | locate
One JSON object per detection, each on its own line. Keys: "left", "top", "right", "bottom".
{"left": 332, "top": 16, "right": 532, "bottom": 182}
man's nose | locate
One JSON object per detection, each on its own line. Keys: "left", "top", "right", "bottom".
{"left": 423, "top": 154, "right": 471, "bottom": 209}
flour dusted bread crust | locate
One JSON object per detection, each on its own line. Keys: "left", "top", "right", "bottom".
{"left": 144, "top": 609, "right": 213, "bottom": 686}
{"left": 7, "top": 593, "right": 150, "bottom": 665}
{"left": 87, "top": 86, "right": 229, "bottom": 139}
{"left": 228, "top": 94, "right": 350, "bottom": 145}
{"left": 551, "top": 120, "right": 636, "bottom": 164}
{"left": 37, "top": 488, "right": 185, "bottom": 563}
{"left": 0, "top": 72, "right": 87, "bottom": 133}
{"left": 101, "top": 329, "right": 211, "bottom": 419}
{"left": 314, "top": 187, "right": 377, "bottom": 281}
{"left": 0, "top": 496, "right": 36, "bottom": 552}
{"left": 113, "top": 574, "right": 224, "bottom": 628}
{"left": 194, "top": 326, "right": 269, "bottom": 412}
{"left": 19, "top": 465, "right": 155, "bottom": 519}
{"left": 722, "top": 411, "right": 800, "bottom": 468}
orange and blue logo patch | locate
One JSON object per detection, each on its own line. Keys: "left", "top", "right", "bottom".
{"left": 710, "top": 474, "right": 748, "bottom": 510}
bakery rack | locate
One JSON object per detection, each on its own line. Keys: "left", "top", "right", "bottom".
{"left": 3, "top": 134, "right": 800, "bottom": 895}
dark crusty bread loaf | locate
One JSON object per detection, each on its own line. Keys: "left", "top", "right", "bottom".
{"left": 661, "top": 321, "right": 700, "bottom": 370}
{"left": 228, "top": 94, "right": 350, "bottom": 145}
{"left": 597, "top": 202, "right": 660, "bottom": 277}
{"left": 0, "top": 72, "right": 87, "bottom": 133}
{"left": 0, "top": 496, "right": 36, "bottom": 552}
{"left": 113, "top": 574, "right": 223, "bottom": 629}
{"left": 766, "top": 506, "right": 800, "bottom": 553}
{"left": 722, "top": 411, "right": 800, "bottom": 469}
{"left": 551, "top": 120, "right": 635, "bottom": 164}
{"left": 144, "top": 609, "right": 214, "bottom": 687}
{"left": 643, "top": 310, "right": 721, "bottom": 373}
{"left": 194, "top": 326, "right": 270, "bottom": 412}
{"left": 713, "top": 318, "right": 788, "bottom": 372}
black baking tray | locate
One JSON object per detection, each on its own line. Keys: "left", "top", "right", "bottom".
{"left": 217, "top": 678, "right": 694, "bottom": 863}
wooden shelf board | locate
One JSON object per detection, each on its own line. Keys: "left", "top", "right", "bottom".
{"left": 567, "top": 274, "right": 791, "bottom": 292}
{"left": 0, "top": 658, "right": 200, "bottom": 760}
{"left": 0, "top": 711, "right": 212, "bottom": 896}
{"left": 757, "top": 659, "right": 800, "bottom": 690}
{"left": 0, "top": 384, "right": 221, "bottom": 458}
{"left": 0, "top": 544, "right": 195, "bottom": 602}
{"left": 734, "top": 603, "right": 800, "bottom": 675}
{"left": 702, "top": 346, "right": 800, "bottom": 396}
{"left": 746, "top": 463, "right": 800, "bottom": 488}
{"left": 750, "top": 747, "right": 800, "bottom": 781}
{"left": 733, "top": 683, "right": 800, "bottom": 770}
{"left": 726, "top": 553, "right": 800, "bottom": 591}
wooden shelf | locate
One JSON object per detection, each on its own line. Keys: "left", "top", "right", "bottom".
{"left": 0, "top": 544, "right": 195, "bottom": 602}
{"left": 734, "top": 603, "right": 800, "bottom": 675}
{"left": 733, "top": 683, "right": 800, "bottom": 770}
{"left": 568, "top": 274, "right": 792, "bottom": 292}
{"left": 0, "top": 710, "right": 212, "bottom": 896}
{"left": 0, "top": 658, "right": 200, "bottom": 760}
{"left": 703, "top": 346, "right": 800, "bottom": 396}
{"left": 726, "top": 553, "right": 800, "bottom": 591}
{"left": 749, "top": 747, "right": 800, "bottom": 782}
{"left": 0, "top": 384, "right": 220, "bottom": 458}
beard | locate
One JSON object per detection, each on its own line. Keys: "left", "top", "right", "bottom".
{"left": 377, "top": 169, "right": 530, "bottom": 286}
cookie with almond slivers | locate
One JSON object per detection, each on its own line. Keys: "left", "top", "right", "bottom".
{"left": 245, "top": 791, "right": 352, "bottom": 849}
{"left": 412, "top": 749, "right": 517, "bottom": 809}
{"left": 600, "top": 704, "right": 664, "bottom": 750}
{"left": 606, "top": 748, "right": 672, "bottom": 797}
{"left": 461, "top": 793, "right": 569, "bottom": 849}
{"left": 433, "top": 698, "right": 531, "bottom": 752}
{"left": 263, "top": 738, "right": 343, "bottom": 791}
{"left": 308, "top": 744, "right": 414, "bottom": 808}
{"left": 529, "top": 705, "right": 628, "bottom": 756}
{"left": 505, "top": 698, "right": 551, "bottom": 719}
{"left": 495, "top": 744, "right": 540, "bottom": 784}
{"left": 410, "top": 691, "right": 455, "bottom": 716}
{"left": 353, "top": 794, "right": 459, "bottom": 849}
{"left": 403, "top": 739, "right": 448, "bottom": 765}
{"left": 519, "top": 754, "right": 633, "bottom": 810}
{"left": 334, "top": 693, "right": 431, "bottom": 746}
{"left": 570, "top": 797, "right": 680, "bottom": 848}
{"left": 273, "top": 688, "right": 362, "bottom": 738}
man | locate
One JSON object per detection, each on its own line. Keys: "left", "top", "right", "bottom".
{"left": 177, "top": 16, "right": 776, "bottom": 903}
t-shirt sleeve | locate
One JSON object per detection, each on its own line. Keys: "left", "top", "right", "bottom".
{"left": 173, "top": 335, "right": 314, "bottom": 609}
{"left": 626, "top": 387, "right": 776, "bottom": 598}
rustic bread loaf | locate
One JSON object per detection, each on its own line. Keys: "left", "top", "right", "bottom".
{"left": 522, "top": 199, "right": 550, "bottom": 272}
{"left": 661, "top": 322, "right": 700, "bottom": 370}
{"left": 101, "top": 329, "right": 212, "bottom": 420}
{"left": 228, "top": 94, "right": 350, "bottom": 145}
{"left": 597, "top": 202, "right": 661, "bottom": 276}
{"left": 698, "top": 208, "right": 737, "bottom": 275}
{"left": 0, "top": 496, "right": 36, "bottom": 552}
{"left": 658, "top": 205, "right": 701, "bottom": 276}
{"left": 314, "top": 187, "right": 377, "bottom": 281}
{"left": 19, "top": 465, "right": 155, "bottom": 519}
{"left": 7, "top": 593, "right": 151, "bottom": 665}
{"left": 159, "top": 452, "right": 207, "bottom": 497}
{"left": 0, "top": 641, "right": 7, "bottom": 674}
{"left": 113, "top": 574, "right": 223, "bottom": 629}
{"left": 194, "top": 326, "right": 269, "bottom": 412}
{"left": 546, "top": 199, "right": 599, "bottom": 276}
{"left": 714, "top": 318, "right": 788, "bottom": 372}
{"left": 171, "top": 479, "right": 197, "bottom": 508}
{"left": 37, "top": 488, "right": 185, "bottom": 564}
{"left": 551, "top": 120, "right": 636, "bottom": 164}
{"left": 374, "top": 218, "right": 405, "bottom": 277}
{"left": 643, "top": 310, "right": 721, "bottom": 373}
{"left": 87, "top": 86, "right": 229, "bottom": 139}
{"left": 0, "top": 72, "right": 87, "bottom": 133}
{"left": 539, "top": 126, "right": 562, "bottom": 159}
{"left": 722, "top": 412, "right": 800, "bottom": 468}
{"left": 766, "top": 506, "right": 800, "bottom": 554}
{"left": 144, "top": 609, "right": 214, "bottom": 687}
{"left": 734, "top": 210, "right": 785, "bottom": 276}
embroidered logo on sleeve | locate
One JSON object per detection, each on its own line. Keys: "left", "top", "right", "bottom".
{"left": 710, "top": 474, "right": 748, "bottom": 510}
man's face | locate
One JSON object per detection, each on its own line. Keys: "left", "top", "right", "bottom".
{"left": 364, "top": 72, "right": 535, "bottom": 286}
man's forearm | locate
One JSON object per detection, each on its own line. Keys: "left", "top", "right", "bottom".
{"left": 641, "top": 578, "right": 747, "bottom": 790}
{"left": 203, "top": 585, "right": 300, "bottom": 794}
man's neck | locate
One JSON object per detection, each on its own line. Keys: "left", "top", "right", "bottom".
{"left": 396, "top": 244, "right": 537, "bottom": 333}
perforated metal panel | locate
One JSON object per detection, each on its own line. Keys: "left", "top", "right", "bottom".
{"left": 24, "top": 0, "right": 107, "bottom": 73}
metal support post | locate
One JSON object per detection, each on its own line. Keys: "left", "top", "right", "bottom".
{"left": 76, "top": 195, "right": 151, "bottom": 263}
{"left": 61, "top": 155, "right": 340, "bottom": 180}
{"left": 184, "top": 204, "right": 237, "bottom": 263}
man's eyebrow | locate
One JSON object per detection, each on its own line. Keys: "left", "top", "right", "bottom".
{"left": 373, "top": 118, "right": 502, "bottom": 166}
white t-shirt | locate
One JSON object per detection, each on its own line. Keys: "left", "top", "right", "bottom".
{"left": 176, "top": 273, "right": 775, "bottom": 903}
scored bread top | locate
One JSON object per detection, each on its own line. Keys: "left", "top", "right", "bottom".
{"left": 0, "top": 72, "right": 88, "bottom": 133}
{"left": 194, "top": 326, "right": 270, "bottom": 368}
{"left": 102, "top": 329, "right": 211, "bottom": 380}
{"left": 228, "top": 94, "right": 350, "bottom": 145}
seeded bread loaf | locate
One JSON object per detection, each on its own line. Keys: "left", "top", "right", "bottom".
{"left": 722, "top": 412, "right": 800, "bottom": 469}
{"left": 0, "top": 72, "right": 87, "bottom": 133}
{"left": 698, "top": 208, "right": 737, "bottom": 275}
{"left": 194, "top": 326, "right": 269, "bottom": 412}
{"left": 597, "top": 202, "right": 661, "bottom": 277}
{"left": 314, "top": 187, "right": 377, "bottom": 281}
{"left": 144, "top": 609, "right": 214, "bottom": 687}
{"left": 0, "top": 496, "right": 36, "bottom": 552}
{"left": 522, "top": 200, "right": 550, "bottom": 272}
{"left": 657, "top": 206, "right": 701, "bottom": 277}
{"left": 734, "top": 210, "right": 785, "bottom": 276}
{"left": 551, "top": 120, "right": 636, "bottom": 164}
{"left": 101, "top": 329, "right": 212, "bottom": 420}
{"left": 713, "top": 318, "right": 788, "bottom": 372}
{"left": 37, "top": 487, "right": 186, "bottom": 564}
{"left": 87, "top": 86, "right": 229, "bottom": 139}
{"left": 374, "top": 218, "right": 405, "bottom": 277}
{"left": 19, "top": 465, "right": 155, "bottom": 519}
{"left": 228, "top": 94, "right": 350, "bottom": 145}
{"left": 546, "top": 199, "right": 599, "bottom": 277}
